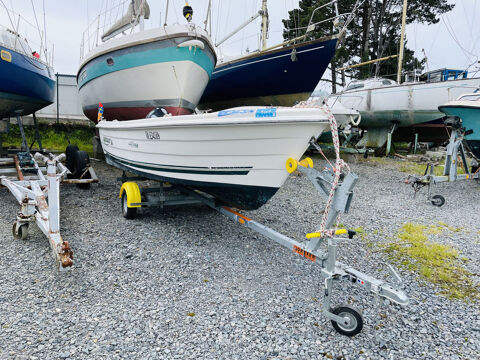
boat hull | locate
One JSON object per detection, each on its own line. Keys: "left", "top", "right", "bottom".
{"left": 0, "top": 45, "right": 55, "bottom": 117}
{"left": 97, "top": 107, "right": 330, "bottom": 209}
{"left": 198, "top": 36, "right": 338, "bottom": 111}
{"left": 439, "top": 103, "right": 480, "bottom": 159}
{"left": 331, "top": 78, "right": 480, "bottom": 129}
{"left": 77, "top": 26, "right": 216, "bottom": 122}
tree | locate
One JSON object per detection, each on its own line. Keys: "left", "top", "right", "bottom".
{"left": 282, "top": 0, "right": 454, "bottom": 91}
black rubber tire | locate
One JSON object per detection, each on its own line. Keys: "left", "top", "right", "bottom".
{"left": 65, "top": 144, "right": 79, "bottom": 174}
{"left": 431, "top": 194, "right": 445, "bottom": 207}
{"left": 330, "top": 305, "right": 363, "bottom": 337}
{"left": 122, "top": 193, "right": 137, "bottom": 219}
{"left": 12, "top": 222, "right": 29, "bottom": 240}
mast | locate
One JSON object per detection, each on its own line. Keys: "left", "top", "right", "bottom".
{"left": 396, "top": 0, "right": 408, "bottom": 83}
{"left": 261, "top": 0, "right": 268, "bottom": 50}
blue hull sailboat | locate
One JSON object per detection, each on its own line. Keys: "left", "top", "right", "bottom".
{"left": 0, "top": 28, "right": 55, "bottom": 118}
{"left": 199, "top": 36, "right": 338, "bottom": 111}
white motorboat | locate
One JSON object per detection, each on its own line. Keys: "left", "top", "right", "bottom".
{"left": 77, "top": 1, "right": 216, "bottom": 122}
{"left": 97, "top": 106, "right": 330, "bottom": 209}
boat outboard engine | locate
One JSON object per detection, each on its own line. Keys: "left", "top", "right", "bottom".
{"left": 146, "top": 107, "right": 169, "bottom": 118}
{"left": 183, "top": 2, "right": 193, "bottom": 22}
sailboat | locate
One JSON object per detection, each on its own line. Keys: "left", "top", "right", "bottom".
{"left": 198, "top": 0, "right": 339, "bottom": 111}
{"left": 0, "top": 8, "right": 55, "bottom": 118}
{"left": 329, "top": 1, "right": 480, "bottom": 150}
{"left": 77, "top": 0, "right": 217, "bottom": 122}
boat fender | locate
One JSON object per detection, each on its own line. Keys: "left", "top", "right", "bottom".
{"left": 119, "top": 182, "right": 141, "bottom": 208}
{"left": 350, "top": 113, "right": 361, "bottom": 127}
{"left": 177, "top": 39, "right": 205, "bottom": 50}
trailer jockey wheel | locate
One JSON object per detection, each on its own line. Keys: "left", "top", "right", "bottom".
{"left": 122, "top": 192, "right": 137, "bottom": 219}
{"left": 12, "top": 222, "right": 28, "bottom": 240}
{"left": 330, "top": 305, "right": 364, "bottom": 337}
{"left": 431, "top": 194, "right": 445, "bottom": 207}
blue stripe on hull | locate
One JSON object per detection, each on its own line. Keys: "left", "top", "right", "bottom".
{"left": 199, "top": 37, "right": 337, "bottom": 110}
{"left": 0, "top": 46, "right": 55, "bottom": 116}
{"left": 77, "top": 37, "right": 216, "bottom": 89}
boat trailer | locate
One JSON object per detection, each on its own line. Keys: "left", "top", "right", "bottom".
{"left": 406, "top": 120, "right": 479, "bottom": 206}
{"left": 0, "top": 115, "right": 98, "bottom": 269}
{"left": 118, "top": 157, "right": 408, "bottom": 337}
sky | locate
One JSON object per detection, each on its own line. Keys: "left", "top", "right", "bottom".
{"left": 1, "top": 0, "right": 478, "bottom": 80}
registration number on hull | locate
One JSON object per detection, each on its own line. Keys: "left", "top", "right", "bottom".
{"left": 145, "top": 131, "right": 160, "bottom": 140}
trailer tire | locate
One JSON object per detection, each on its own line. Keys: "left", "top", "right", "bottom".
{"left": 73, "top": 151, "right": 91, "bottom": 188}
{"left": 431, "top": 194, "right": 445, "bottom": 207}
{"left": 65, "top": 144, "right": 79, "bottom": 174}
{"left": 122, "top": 192, "right": 137, "bottom": 219}
{"left": 330, "top": 305, "right": 363, "bottom": 337}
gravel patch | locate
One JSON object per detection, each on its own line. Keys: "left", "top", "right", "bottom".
{"left": 0, "top": 156, "right": 479, "bottom": 359}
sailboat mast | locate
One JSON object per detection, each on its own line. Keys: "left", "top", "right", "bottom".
{"left": 261, "top": 0, "right": 268, "bottom": 50}
{"left": 396, "top": 0, "right": 408, "bottom": 83}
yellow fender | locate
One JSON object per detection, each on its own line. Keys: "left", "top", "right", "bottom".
{"left": 119, "top": 182, "right": 141, "bottom": 208}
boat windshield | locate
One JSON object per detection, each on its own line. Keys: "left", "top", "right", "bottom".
{"left": 459, "top": 94, "right": 480, "bottom": 101}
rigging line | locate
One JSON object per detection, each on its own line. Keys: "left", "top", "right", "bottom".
{"left": 29, "top": 0, "right": 43, "bottom": 52}
{"left": 215, "top": 0, "right": 221, "bottom": 41}
{"left": 441, "top": 14, "right": 477, "bottom": 62}
{"left": 42, "top": 0, "right": 47, "bottom": 62}
{"left": 0, "top": 0, "right": 18, "bottom": 32}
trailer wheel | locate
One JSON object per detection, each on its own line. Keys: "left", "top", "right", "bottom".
{"left": 122, "top": 192, "right": 137, "bottom": 219}
{"left": 431, "top": 194, "right": 445, "bottom": 207}
{"left": 65, "top": 144, "right": 79, "bottom": 174}
{"left": 330, "top": 305, "right": 363, "bottom": 337}
{"left": 73, "top": 151, "right": 91, "bottom": 189}
{"left": 12, "top": 222, "right": 29, "bottom": 240}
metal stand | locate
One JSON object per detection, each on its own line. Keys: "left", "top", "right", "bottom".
{"left": 0, "top": 118, "right": 9, "bottom": 157}
{"left": 118, "top": 159, "right": 408, "bottom": 336}
{"left": 406, "top": 122, "right": 479, "bottom": 206}
{"left": 30, "top": 113, "right": 44, "bottom": 152}
{"left": 0, "top": 114, "right": 98, "bottom": 269}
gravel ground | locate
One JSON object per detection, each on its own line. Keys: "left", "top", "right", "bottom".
{"left": 0, "top": 155, "right": 479, "bottom": 359}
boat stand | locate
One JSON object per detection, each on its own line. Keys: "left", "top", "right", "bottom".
{"left": 0, "top": 114, "right": 98, "bottom": 269}
{"left": 118, "top": 159, "right": 408, "bottom": 337}
{"left": 406, "top": 122, "right": 480, "bottom": 206}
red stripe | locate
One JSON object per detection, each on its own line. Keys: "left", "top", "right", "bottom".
{"left": 85, "top": 106, "right": 193, "bottom": 123}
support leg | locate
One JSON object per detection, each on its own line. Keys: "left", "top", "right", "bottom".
{"left": 15, "top": 114, "right": 29, "bottom": 153}
{"left": 413, "top": 133, "right": 418, "bottom": 154}
{"left": 31, "top": 113, "right": 44, "bottom": 152}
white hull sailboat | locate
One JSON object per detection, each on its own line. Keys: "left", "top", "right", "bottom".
{"left": 97, "top": 106, "right": 330, "bottom": 209}
{"left": 77, "top": 1, "right": 216, "bottom": 122}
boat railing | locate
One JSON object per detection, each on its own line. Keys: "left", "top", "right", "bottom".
{"left": 0, "top": 7, "right": 53, "bottom": 67}
{"left": 80, "top": 0, "right": 131, "bottom": 61}
{"left": 80, "top": 0, "right": 151, "bottom": 61}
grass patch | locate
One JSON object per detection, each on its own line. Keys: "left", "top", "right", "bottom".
{"left": 1, "top": 123, "right": 95, "bottom": 153}
{"left": 382, "top": 223, "right": 479, "bottom": 301}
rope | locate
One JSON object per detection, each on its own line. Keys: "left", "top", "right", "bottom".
{"left": 294, "top": 99, "right": 350, "bottom": 238}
